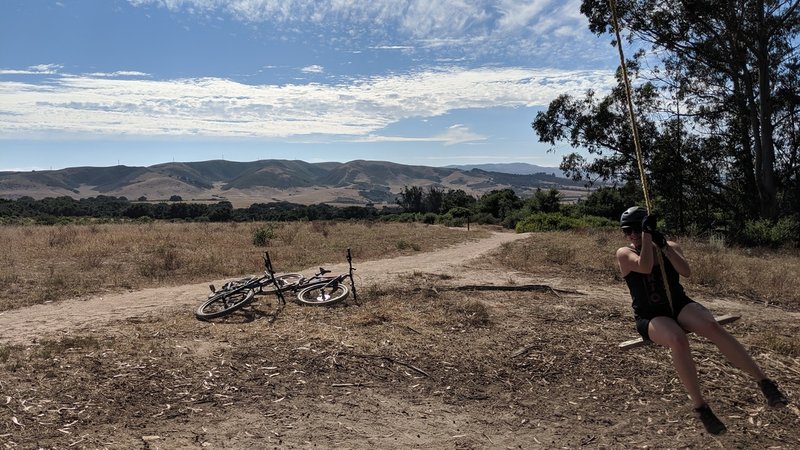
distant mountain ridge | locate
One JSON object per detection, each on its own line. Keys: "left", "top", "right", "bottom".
{"left": 0, "top": 159, "right": 585, "bottom": 206}
{"left": 444, "top": 162, "right": 561, "bottom": 176}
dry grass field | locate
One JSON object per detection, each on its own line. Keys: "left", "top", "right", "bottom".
{"left": 1, "top": 223, "right": 799, "bottom": 449}
{"left": 492, "top": 230, "right": 800, "bottom": 311}
{"left": 0, "top": 221, "right": 488, "bottom": 312}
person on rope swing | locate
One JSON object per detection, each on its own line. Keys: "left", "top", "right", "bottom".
{"left": 616, "top": 206, "right": 788, "bottom": 435}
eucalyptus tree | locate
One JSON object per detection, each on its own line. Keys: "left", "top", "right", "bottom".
{"left": 535, "top": 0, "right": 799, "bottom": 227}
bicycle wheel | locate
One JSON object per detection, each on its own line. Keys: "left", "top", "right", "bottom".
{"left": 195, "top": 287, "right": 255, "bottom": 320}
{"left": 260, "top": 273, "right": 303, "bottom": 295}
{"left": 296, "top": 282, "right": 349, "bottom": 306}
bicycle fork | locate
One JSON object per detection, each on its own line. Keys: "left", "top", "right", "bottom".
{"left": 265, "top": 251, "right": 287, "bottom": 305}
{"left": 347, "top": 248, "right": 358, "bottom": 303}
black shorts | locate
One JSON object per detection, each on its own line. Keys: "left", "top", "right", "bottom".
{"left": 634, "top": 299, "right": 697, "bottom": 341}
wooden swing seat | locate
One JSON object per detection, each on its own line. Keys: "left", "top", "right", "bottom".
{"left": 618, "top": 314, "right": 741, "bottom": 350}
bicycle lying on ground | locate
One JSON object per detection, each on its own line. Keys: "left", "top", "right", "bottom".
{"left": 195, "top": 249, "right": 357, "bottom": 320}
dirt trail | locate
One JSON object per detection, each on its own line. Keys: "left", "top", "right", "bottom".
{"left": 0, "top": 230, "right": 535, "bottom": 346}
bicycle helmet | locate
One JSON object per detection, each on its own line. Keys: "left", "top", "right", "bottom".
{"left": 620, "top": 206, "right": 647, "bottom": 228}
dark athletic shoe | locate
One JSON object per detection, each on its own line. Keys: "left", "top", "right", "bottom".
{"left": 694, "top": 404, "right": 727, "bottom": 435}
{"left": 759, "top": 378, "right": 788, "bottom": 407}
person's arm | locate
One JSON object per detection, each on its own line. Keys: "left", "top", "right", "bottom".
{"left": 616, "top": 232, "right": 654, "bottom": 276}
{"left": 661, "top": 241, "right": 691, "bottom": 277}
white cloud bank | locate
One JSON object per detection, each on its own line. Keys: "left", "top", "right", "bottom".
{"left": 0, "top": 67, "right": 613, "bottom": 140}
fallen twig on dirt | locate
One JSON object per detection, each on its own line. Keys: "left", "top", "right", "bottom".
{"left": 344, "top": 353, "right": 430, "bottom": 378}
{"left": 510, "top": 345, "right": 537, "bottom": 359}
{"left": 410, "top": 284, "right": 583, "bottom": 297}
{"left": 445, "top": 284, "right": 580, "bottom": 295}
{"left": 402, "top": 325, "right": 422, "bottom": 335}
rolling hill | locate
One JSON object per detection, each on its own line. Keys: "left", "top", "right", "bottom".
{"left": 444, "top": 162, "right": 561, "bottom": 176}
{"left": 0, "top": 159, "right": 585, "bottom": 207}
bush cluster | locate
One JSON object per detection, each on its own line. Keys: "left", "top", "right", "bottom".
{"left": 738, "top": 217, "right": 800, "bottom": 248}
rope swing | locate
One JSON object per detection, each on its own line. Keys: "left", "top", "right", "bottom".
{"left": 607, "top": 0, "right": 675, "bottom": 314}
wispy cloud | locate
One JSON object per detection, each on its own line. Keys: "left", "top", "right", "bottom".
{"left": 0, "top": 66, "right": 614, "bottom": 140}
{"left": 438, "top": 124, "right": 487, "bottom": 146}
{"left": 0, "top": 64, "right": 63, "bottom": 75}
{"left": 83, "top": 71, "right": 151, "bottom": 78}
{"left": 126, "top": 0, "right": 601, "bottom": 62}
{"left": 354, "top": 124, "right": 487, "bottom": 146}
{"left": 369, "top": 45, "right": 415, "bottom": 50}
{"left": 300, "top": 65, "right": 324, "bottom": 74}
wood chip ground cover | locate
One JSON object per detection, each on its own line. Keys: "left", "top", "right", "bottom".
{"left": 0, "top": 231, "right": 798, "bottom": 449}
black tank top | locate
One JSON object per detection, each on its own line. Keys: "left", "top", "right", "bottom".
{"left": 623, "top": 246, "right": 689, "bottom": 319}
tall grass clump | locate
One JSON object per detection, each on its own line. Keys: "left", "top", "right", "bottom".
{"left": 138, "top": 243, "right": 183, "bottom": 279}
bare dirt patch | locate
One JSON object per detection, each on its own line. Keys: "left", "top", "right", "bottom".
{"left": 1, "top": 231, "right": 798, "bottom": 449}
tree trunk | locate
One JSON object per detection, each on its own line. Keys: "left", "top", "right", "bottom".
{"left": 732, "top": 75, "right": 761, "bottom": 217}
{"left": 756, "top": 1, "right": 778, "bottom": 218}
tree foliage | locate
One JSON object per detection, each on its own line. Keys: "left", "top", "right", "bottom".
{"left": 535, "top": 0, "right": 800, "bottom": 234}
{"left": 396, "top": 186, "right": 477, "bottom": 214}
{"left": 477, "top": 189, "right": 523, "bottom": 221}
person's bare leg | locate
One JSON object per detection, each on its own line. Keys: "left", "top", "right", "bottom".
{"left": 677, "top": 303, "right": 766, "bottom": 381}
{"left": 649, "top": 316, "right": 727, "bottom": 434}
{"left": 648, "top": 317, "right": 705, "bottom": 407}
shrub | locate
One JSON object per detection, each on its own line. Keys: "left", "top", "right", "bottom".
{"left": 252, "top": 224, "right": 276, "bottom": 246}
{"left": 380, "top": 212, "right": 420, "bottom": 223}
{"left": 515, "top": 212, "right": 615, "bottom": 233}
{"left": 422, "top": 213, "right": 437, "bottom": 225}
{"left": 447, "top": 207, "right": 472, "bottom": 218}
{"left": 471, "top": 212, "right": 499, "bottom": 225}
{"left": 396, "top": 239, "right": 420, "bottom": 251}
{"left": 448, "top": 217, "right": 468, "bottom": 228}
{"left": 515, "top": 212, "right": 582, "bottom": 232}
{"left": 581, "top": 215, "right": 617, "bottom": 228}
{"left": 436, "top": 213, "right": 468, "bottom": 228}
{"left": 501, "top": 210, "right": 525, "bottom": 229}
{"left": 739, "top": 217, "right": 800, "bottom": 248}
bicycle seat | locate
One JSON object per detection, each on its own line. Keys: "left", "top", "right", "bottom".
{"left": 319, "top": 267, "right": 331, "bottom": 275}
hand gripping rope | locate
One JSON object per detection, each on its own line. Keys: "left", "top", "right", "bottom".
{"left": 607, "top": 0, "right": 674, "bottom": 314}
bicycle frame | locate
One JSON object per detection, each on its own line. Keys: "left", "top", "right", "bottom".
{"left": 208, "top": 252, "right": 287, "bottom": 298}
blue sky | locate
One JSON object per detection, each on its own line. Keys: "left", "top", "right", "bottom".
{"left": 0, "top": 0, "right": 622, "bottom": 171}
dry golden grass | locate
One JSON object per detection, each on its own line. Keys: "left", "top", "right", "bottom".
{"left": 0, "top": 221, "right": 487, "bottom": 311}
{"left": 489, "top": 229, "right": 800, "bottom": 309}
{"left": 490, "top": 229, "right": 622, "bottom": 283}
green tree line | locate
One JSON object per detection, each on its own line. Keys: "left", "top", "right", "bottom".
{"left": 2, "top": 183, "right": 796, "bottom": 247}
{"left": 0, "top": 196, "right": 381, "bottom": 223}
